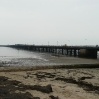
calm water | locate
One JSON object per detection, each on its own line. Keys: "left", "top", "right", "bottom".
{"left": 0, "top": 47, "right": 43, "bottom": 60}
{"left": 0, "top": 47, "right": 49, "bottom": 66}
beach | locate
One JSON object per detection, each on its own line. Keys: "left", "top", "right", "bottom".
{"left": 0, "top": 47, "right": 99, "bottom": 99}
{"left": 0, "top": 67, "right": 99, "bottom": 99}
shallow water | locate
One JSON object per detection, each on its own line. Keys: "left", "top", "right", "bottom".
{"left": 0, "top": 47, "right": 99, "bottom": 66}
{"left": 0, "top": 47, "right": 49, "bottom": 66}
{"left": 0, "top": 47, "right": 44, "bottom": 59}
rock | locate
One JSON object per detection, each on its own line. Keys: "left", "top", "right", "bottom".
{"left": 27, "top": 84, "right": 52, "bottom": 93}
{"left": 79, "top": 76, "right": 93, "bottom": 81}
{"left": 49, "top": 95, "right": 59, "bottom": 99}
{"left": 4, "top": 92, "right": 40, "bottom": 99}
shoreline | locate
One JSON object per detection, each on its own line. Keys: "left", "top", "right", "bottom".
{"left": 0, "top": 63, "right": 99, "bottom": 72}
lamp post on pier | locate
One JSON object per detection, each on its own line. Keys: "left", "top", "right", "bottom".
{"left": 57, "top": 41, "right": 58, "bottom": 46}
{"left": 68, "top": 40, "right": 70, "bottom": 46}
{"left": 85, "top": 39, "right": 87, "bottom": 46}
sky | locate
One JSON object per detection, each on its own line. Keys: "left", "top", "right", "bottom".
{"left": 0, "top": 0, "right": 99, "bottom": 46}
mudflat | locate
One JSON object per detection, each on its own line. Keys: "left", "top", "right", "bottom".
{"left": 1, "top": 53, "right": 99, "bottom": 66}
{"left": 0, "top": 67, "right": 99, "bottom": 99}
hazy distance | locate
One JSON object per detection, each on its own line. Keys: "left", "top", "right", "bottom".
{"left": 0, "top": 0, "right": 99, "bottom": 46}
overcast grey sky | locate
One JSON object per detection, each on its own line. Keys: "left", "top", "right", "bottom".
{"left": 0, "top": 0, "right": 99, "bottom": 45}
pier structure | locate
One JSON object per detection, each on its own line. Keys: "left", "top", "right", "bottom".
{"left": 7, "top": 44, "right": 99, "bottom": 59}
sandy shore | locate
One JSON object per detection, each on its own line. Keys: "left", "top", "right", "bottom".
{"left": 0, "top": 67, "right": 99, "bottom": 99}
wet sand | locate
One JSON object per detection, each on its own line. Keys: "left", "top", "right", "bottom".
{"left": 1, "top": 53, "right": 99, "bottom": 66}
{"left": 0, "top": 67, "right": 99, "bottom": 99}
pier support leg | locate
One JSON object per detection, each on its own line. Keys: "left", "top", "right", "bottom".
{"left": 79, "top": 49, "right": 97, "bottom": 59}
{"left": 70, "top": 50, "right": 72, "bottom": 56}
{"left": 62, "top": 49, "right": 63, "bottom": 55}
{"left": 74, "top": 50, "right": 76, "bottom": 57}
{"left": 87, "top": 49, "right": 97, "bottom": 59}
{"left": 67, "top": 50, "right": 68, "bottom": 55}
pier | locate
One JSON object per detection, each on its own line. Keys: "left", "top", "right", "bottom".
{"left": 6, "top": 44, "right": 99, "bottom": 59}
